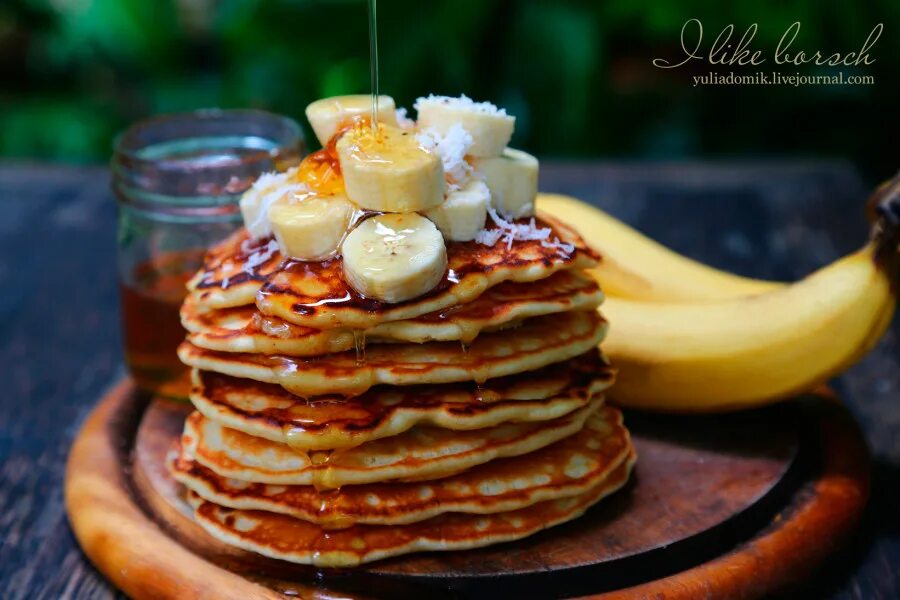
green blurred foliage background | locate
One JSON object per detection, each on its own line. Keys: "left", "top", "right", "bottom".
{"left": 1, "top": 0, "right": 897, "bottom": 177}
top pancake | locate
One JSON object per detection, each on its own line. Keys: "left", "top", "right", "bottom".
{"left": 188, "top": 213, "right": 598, "bottom": 330}
{"left": 182, "top": 270, "right": 603, "bottom": 355}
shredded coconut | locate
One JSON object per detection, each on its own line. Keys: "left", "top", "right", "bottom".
{"left": 474, "top": 227, "right": 503, "bottom": 247}
{"left": 416, "top": 124, "right": 474, "bottom": 191}
{"left": 242, "top": 239, "right": 280, "bottom": 275}
{"left": 395, "top": 107, "right": 415, "bottom": 128}
{"left": 541, "top": 238, "right": 576, "bottom": 255}
{"left": 414, "top": 94, "right": 508, "bottom": 116}
{"left": 475, "top": 207, "right": 574, "bottom": 257}
{"left": 251, "top": 171, "right": 284, "bottom": 191}
{"left": 243, "top": 167, "right": 304, "bottom": 239}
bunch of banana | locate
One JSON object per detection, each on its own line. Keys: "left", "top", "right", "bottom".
{"left": 538, "top": 176, "right": 899, "bottom": 412}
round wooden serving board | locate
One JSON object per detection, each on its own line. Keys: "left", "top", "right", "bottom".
{"left": 66, "top": 379, "right": 870, "bottom": 599}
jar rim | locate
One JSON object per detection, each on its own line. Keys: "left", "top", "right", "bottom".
{"left": 113, "top": 108, "right": 302, "bottom": 165}
{"left": 112, "top": 108, "right": 305, "bottom": 203}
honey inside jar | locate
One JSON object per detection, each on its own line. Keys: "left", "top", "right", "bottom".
{"left": 120, "top": 251, "right": 200, "bottom": 399}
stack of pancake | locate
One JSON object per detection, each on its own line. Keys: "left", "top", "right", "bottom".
{"left": 171, "top": 204, "right": 634, "bottom": 567}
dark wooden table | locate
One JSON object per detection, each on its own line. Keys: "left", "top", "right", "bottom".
{"left": 0, "top": 162, "right": 896, "bottom": 599}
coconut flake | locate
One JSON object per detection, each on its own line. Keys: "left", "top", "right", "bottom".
{"left": 474, "top": 227, "right": 503, "bottom": 247}
{"left": 242, "top": 239, "right": 280, "bottom": 275}
{"left": 541, "top": 238, "right": 576, "bottom": 255}
{"left": 475, "top": 207, "right": 574, "bottom": 257}
{"left": 414, "top": 94, "right": 508, "bottom": 116}
{"left": 416, "top": 124, "right": 474, "bottom": 190}
{"left": 240, "top": 237, "right": 259, "bottom": 254}
{"left": 251, "top": 171, "right": 284, "bottom": 192}
{"left": 395, "top": 107, "right": 415, "bottom": 128}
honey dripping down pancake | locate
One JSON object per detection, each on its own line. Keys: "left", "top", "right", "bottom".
{"left": 178, "top": 311, "right": 607, "bottom": 398}
{"left": 179, "top": 398, "right": 604, "bottom": 488}
{"left": 182, "top": 269, "right": 603, "bottom": 355}
{"left": 188, "top": 352, "right": 613, "bottom": 450}
{"left": 172, "top": 405, "right": 630, "bottom": 528}
{"left": 184, "top": 450, "right": 636, "bottom": 567}
{"left": 188, "top": 214, "right": 598, "bottom": 330}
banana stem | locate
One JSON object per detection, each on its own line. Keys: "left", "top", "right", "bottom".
{"left": 870, "top": 171, "right": 900, "bottom": 293}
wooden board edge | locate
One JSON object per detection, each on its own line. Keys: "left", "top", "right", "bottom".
{"left": 587, "top": 398, "right": 871, "bottom": 599}
{"left": 64, "top": 379, "right": 285, "bottom": 600}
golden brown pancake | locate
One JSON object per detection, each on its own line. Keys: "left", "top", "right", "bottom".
{"left": 186, "top": 233, "right": 283, "bottom": 311}
{"left": 188, "top": 215, "right": 598, "bottom": 331}
{"left": 182, "top": 270, "right": 603, "bottom": 355}
{"left": 173, "top": 406, "right": 630, "bottom": 528}
{"left": 178, "top": 311, "right": 607, "bottom": 397}
{"left": 181, "top": 399, "right": 603, "bottom": 488}
{"left": 188, "top": 352, "right": 613, "bottom": 450}
{"left": 184, "top": 449, "right": 635, "bottom": 567}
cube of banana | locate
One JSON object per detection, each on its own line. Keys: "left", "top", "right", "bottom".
{"left": 305, "top": 95, "right": 398, "bottom": 146}
{"left": 414, "top": 94, "right": 514, "bottom": 157}
{"left": 424, "top": 179, "right": 490, "bottom": 242}
{"left": 240, "top": 170, "right": 304, "bottom": 239}
{"left": 472, "top": 148, "right": 538, "bottom": 219}
{"left": 268, "top": 194, "right": 355, "bottom": 261}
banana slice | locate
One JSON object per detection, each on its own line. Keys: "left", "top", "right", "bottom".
{"left": 341, "top": 213, "right": 448, "bottom": 303}
{"left": 239, "top": 169, "right": 306, "bottom": 239}
{"left": 472, "top": 148, "right": 538, "bottom": 219}
{"left": 305, "top": 95, "right": 398, "bottom": 146}
{"left": 337, "top": 123, "right": 444, "bottom": 213}
{"left": 414, "top": 94, "right": 515, "bottom": 157}
{"left": 424, "top": 179, "right": 490, "bottom": 242}
{"left": 268, "top": 193, "right": 356, "bottom": 261}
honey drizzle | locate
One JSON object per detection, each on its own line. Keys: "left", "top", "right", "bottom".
{"left": 367, "top": 0, "right": 379, "bottom": 130}
{"left": 281, "top": 425, "right": 349, "bottom": 509}
{"left": 353, "top": 330, "right": 368, "bottom": 365}
{"left": 474, "top": 382, "right": 486, "bottom": 403}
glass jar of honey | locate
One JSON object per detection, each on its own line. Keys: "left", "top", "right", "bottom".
{"left": 112, "top": 109, "right": 304, "bottom": 399}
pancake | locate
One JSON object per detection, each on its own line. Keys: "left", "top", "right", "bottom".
{"left": 182, "top": 398, "right": 602, "bottom": 488}
{"left": 178, "top": 311, "right": 607, "bottom": 397}
{"left": 187, "top": 234, "right": 283, "bottom": 311}
{"left": 185, "top": 449, "right": 635, "bottom": 567}
{"left": 188, "top": 215, "right": 598, "bottom": 331}
{"left": 183, "top": 270, "right": 603, "bottom": 355}
{"left": 189, "top": 352, "right": 613, "bottom": 450}
{"left": 173, "top": 406, "right": 630, "bottom": 528}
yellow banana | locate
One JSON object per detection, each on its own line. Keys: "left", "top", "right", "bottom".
{"left": 597, "top": 177, "right": 900, "bottom": 412}
{"left": 537, "top": 193, "right": 783, "bottom": 301}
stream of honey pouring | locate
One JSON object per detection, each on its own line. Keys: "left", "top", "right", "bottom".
{"left": 368, "top": 0, "right": 379, "bottom": 130}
